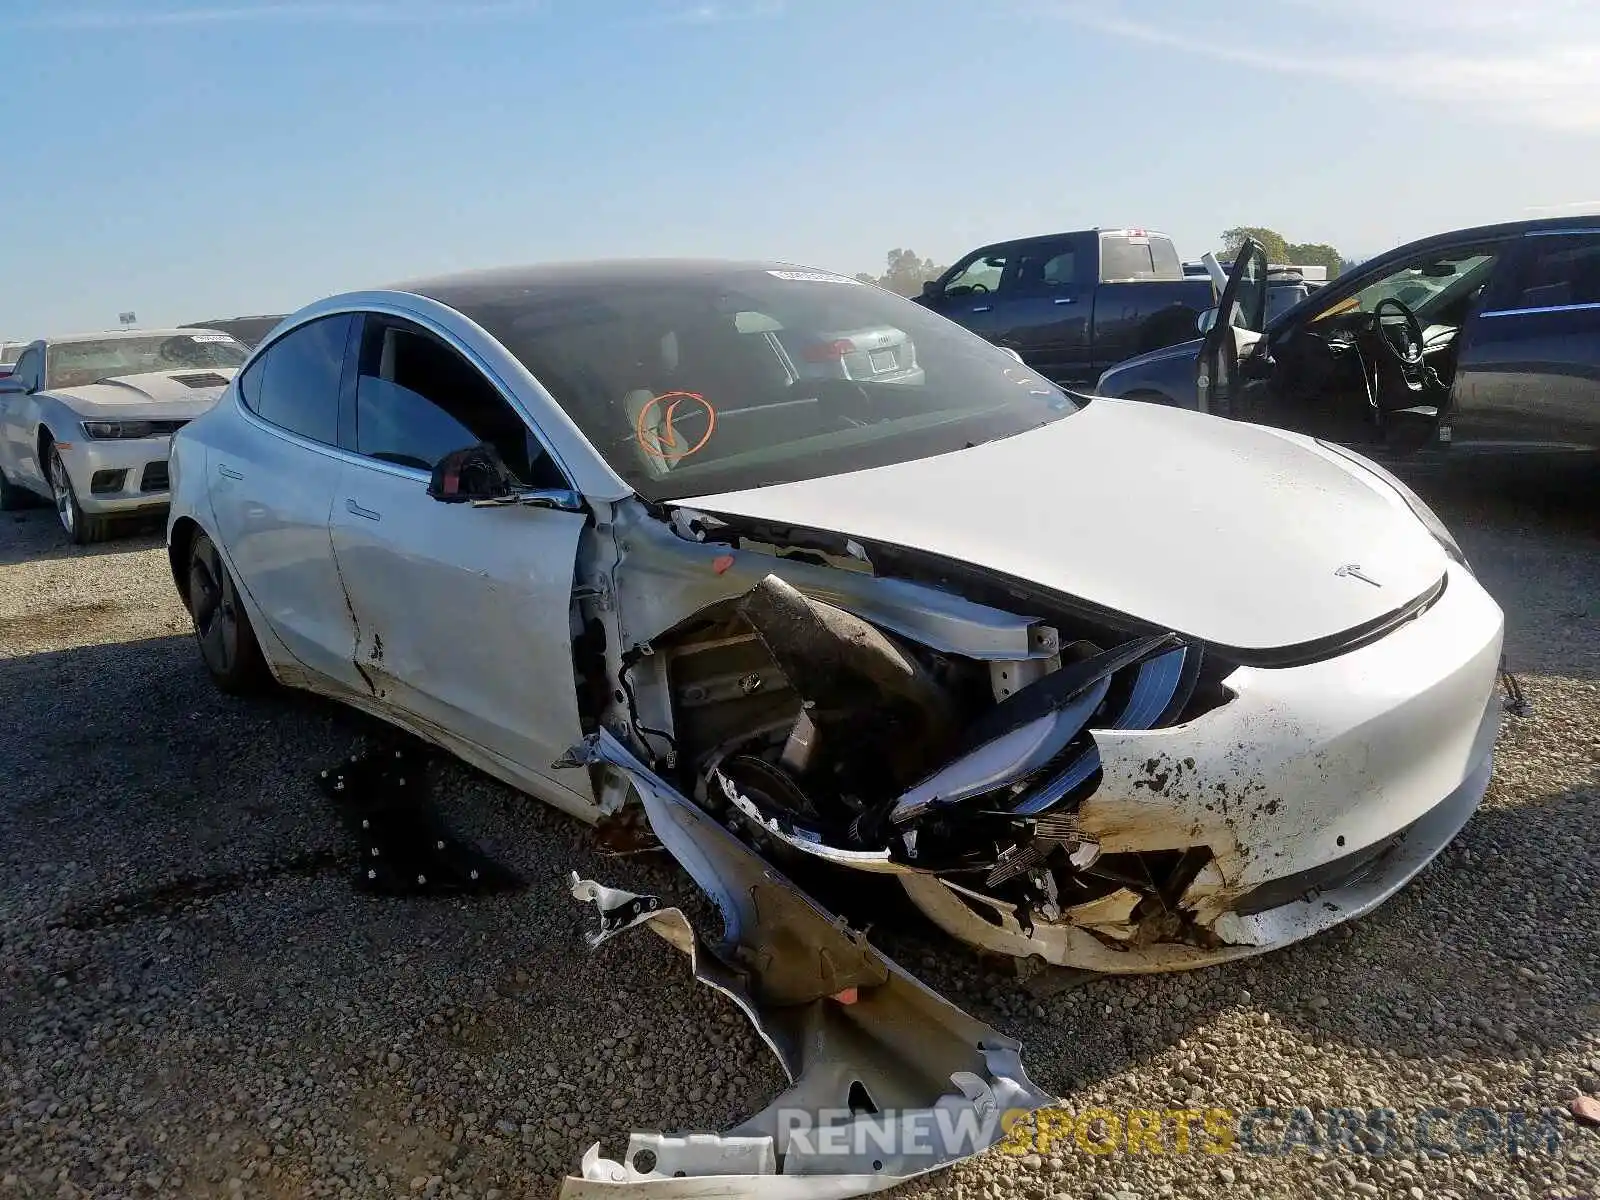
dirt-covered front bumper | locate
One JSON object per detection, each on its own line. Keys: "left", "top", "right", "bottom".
{"left": 902, "top": 561, "right": 1506, "bottom": 971}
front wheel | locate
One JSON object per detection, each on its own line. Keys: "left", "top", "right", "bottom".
{"left": 187, "top": 531, "right": 269, "bottom": 694}
{"left": 49, "top": 444, "right": 110, "bottom": 545}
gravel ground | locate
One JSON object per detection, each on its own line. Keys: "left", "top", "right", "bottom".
{"left": 1, "top": 480, "right": 1596, "bottom": 1200}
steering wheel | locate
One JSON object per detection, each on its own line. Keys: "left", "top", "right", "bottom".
{"left": 966, "top": 282, "right": 989, "bottom": 294}
{"left": 1371, "top": 298, "right": 1426, "bottom": 367}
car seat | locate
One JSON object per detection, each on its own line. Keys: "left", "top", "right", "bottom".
{"left": 622, "top": 329, "right": 688, "bottom": 480}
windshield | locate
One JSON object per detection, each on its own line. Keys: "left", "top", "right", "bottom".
{"left": 435, "top": 267, "right": 1081, "bottom": 502}
{"left": 45, "top": 332, "right": 249, "bottom": 390}
{"left": 1308, "top": 249, "right": 1499, "bottom": 327}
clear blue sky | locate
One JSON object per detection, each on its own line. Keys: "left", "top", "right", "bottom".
{"left": 4, "top": 0, "right": 1598, "bottom": 335}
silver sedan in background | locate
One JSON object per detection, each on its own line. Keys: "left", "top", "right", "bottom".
{"left": 0, "top": 329, "right": 248, "bottom": 542}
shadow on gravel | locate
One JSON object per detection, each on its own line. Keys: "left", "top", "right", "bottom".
{"left": 0, "top": 507, "right": 167, "bottom": 567}
{"left": 0, "top": 635, "right": 378, "bottom": 914}
{"left": 1405, "top": 460, "right": 1598, "bottom": 536}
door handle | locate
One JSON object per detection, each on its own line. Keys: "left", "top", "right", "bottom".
{"left": 345, "top": 498, "right": 381, "bottom": 522}
{"left": 1053, "top": 297, "right": 1077, "bottom": 305}
{"left": 971, "top": 305, "right": 993, "bottom": 313}
{"left": 217, "top": 464, "right": 243, "bottom": 480}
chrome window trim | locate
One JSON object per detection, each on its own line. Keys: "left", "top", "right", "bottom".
{"left": 1524, "top": 227, "right": 1600, "bottom": 238}
{"left": 1478, "top": 300, "right": 1600, "bottom": 319}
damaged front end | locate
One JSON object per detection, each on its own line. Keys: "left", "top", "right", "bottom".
{"left": 552, "top": 498, "right": 1502, "bottom": 1191}
{"left": 598, "top": 555, "right": 1234, "bottom": 961}
{"left": 559, "top": 730, "right": 1054, "bottom": 1198}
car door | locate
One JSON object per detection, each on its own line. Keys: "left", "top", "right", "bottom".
{"left": 1451, "top": 228, "right": 1600, "bottom": 458}
{"left": 1195, "top": 240, "right": 1269, "bottom": 419}
{"left": 1, "top": 346, "right": 48, "bottom": 491}
{"left": 327, "top": 312, "right": 593, "bottom": 810}
{"left": 990, "top": 235, "right": 1093, "bottom": 380}
{"left": 207, "top": 313, "right": 371, "bottom": 693}
{"left": 919, "top": 245, "right": 1014, "bottom": 342}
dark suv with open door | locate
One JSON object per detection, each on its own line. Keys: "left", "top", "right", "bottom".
{"left": 1094, "top": 217, "right": 1600, "bottom": 479}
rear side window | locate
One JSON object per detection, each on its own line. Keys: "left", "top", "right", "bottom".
{"left": 1504, "top": 233, "right": 1600, "bottom": 310}
{"left": 1149, "top": 237, "right": 1182, "bottom": 278}
{"left": 1012, "top": 240, "right": 1080, "bottom": 294}
{"left": 353, "top": 317, "right": 562, "bottom": 485}
{"left": 239, "top": 314, "right": 352, "bottom": 445}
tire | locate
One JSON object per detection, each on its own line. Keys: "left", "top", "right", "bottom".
{"left": 47, "top": 443, "right": 111, "bottom": 544}
{"left": 186, "top": 530, "right": 270, "bottom": 694}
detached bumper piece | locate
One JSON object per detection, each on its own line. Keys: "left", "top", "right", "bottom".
{"left": 558, "top": 730, "right": 1054, "bottom": 1199}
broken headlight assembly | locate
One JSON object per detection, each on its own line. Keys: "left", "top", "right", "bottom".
{"left": 1315, "top": 438, "right": 1471, "bottom": 572}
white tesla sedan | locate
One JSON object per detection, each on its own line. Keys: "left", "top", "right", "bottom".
{"left": 166, "top": 260, "right": 1505, "bottom": 975}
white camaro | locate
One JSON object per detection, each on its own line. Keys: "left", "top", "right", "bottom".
{"left": 0, "top": 329, "right": 249, "bottom": 542}
{"left": 165, "top": 260, "right": 1505, "bottom": 976}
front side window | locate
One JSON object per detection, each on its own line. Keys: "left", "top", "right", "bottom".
{"left": 422, "top": 267, "right": 1081, "bottom": 503}
{"left": 241, "top": 314, "right": 352, "bottom": 445}
{"left": 942, "top": 251, "right": 1007, "bottom": 296}
{"left": 44, "top": 332, "right": 250, "bottom": 390}
{"left": 1310, "top": 247, "right": 1500, "bottom": 325}
{"left": 353, "top": 318, "right": 561, "bottom": 485}
{"left": 11, "top": 348, "right": 41, "bottom": 390}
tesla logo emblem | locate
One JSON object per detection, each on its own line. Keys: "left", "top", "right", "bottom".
{"left": 1335, "top": 564, "right": 1381, "bottom": 587}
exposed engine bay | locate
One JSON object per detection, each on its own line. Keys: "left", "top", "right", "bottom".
{"left": 602, "top": 533, "right": 1239, "bottom": 958}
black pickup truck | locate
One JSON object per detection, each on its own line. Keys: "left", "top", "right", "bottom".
{"left": 912, "top": 228, "right": 1214, "bottom": 383}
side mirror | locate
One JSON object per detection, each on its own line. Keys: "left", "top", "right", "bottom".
{"left": 1196, "top": 308, "right": 1219, "bottom": 335}
{"left": 427, "top": 442, "right": 586, "bottom": 512}
{"left": 0, "top": 377, "right": 26, "bottom": 395}
{"left": 921, "top": 279, "right": 942, "bottom": 299}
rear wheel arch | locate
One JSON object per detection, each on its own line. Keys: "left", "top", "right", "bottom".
{"left": 169, "top": 516, "right": 204, "bottom": 606}
{"left": 186, "top": 527, "right": 270, "bottom": 693}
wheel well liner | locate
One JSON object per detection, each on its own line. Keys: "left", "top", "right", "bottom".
{"left": 168, "top": 516, "right": 202, "bottom": 607}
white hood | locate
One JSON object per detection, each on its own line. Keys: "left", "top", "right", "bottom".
{"left": 52, "top": 369, "right": 237, "bottom": 420}
{"left": 680, "top": 398, "right": 1448, "bottom": 652}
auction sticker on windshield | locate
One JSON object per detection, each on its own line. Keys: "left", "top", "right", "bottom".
{"left": 767, "top": 269, "right": 862, "bottom": 284}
